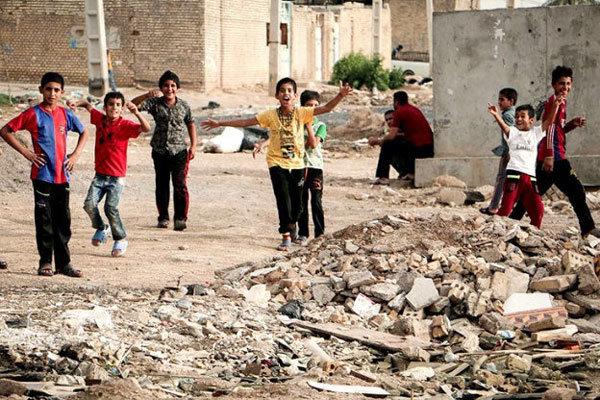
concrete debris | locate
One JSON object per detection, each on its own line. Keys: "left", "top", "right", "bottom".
{"left": 435, "top": 187, "right": 467, "bottom": 206}
{"left": 5, "top": 212, "right": 600, "bottom": 399}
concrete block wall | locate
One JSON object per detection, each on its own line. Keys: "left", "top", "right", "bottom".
{"left": 416, "top": 5, "right": 600, "bottom": 187}
{"left": 0, "top": 0, "right": 204, "bottom": 89}
{"left": 291, "top": 6, "right": 318, "bottom": 82}
{"left": 204, "top": 0, "right": 270, "bottom": 90}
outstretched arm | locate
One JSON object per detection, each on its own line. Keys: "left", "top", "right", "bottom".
{"left": 201, "top": 117, "right": 259, "bottom": 130}
{"left": 314, "top": 83, "right": 353, "bottom": 116}
{"left": 75, "top": 99, "right": 94, "bottom": 112}
{"left": 0, "top": 125, "right": 46, "bottom": 167}
{"left": 126, "top": 102, "right": 151, "bottom": 133}
{"left": 488, "top": 103, "right": 510, "bottom": 137}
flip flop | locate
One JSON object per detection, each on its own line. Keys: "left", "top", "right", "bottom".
{"left": 111, "top": 240, "right": 128, "bottom": 257}
{"left": 56, "top": 264, "right": 83, "bottom": 278}
{"left": 479, "top": 207, "right": 497, "bottom": 216}
{"left": 37, "top": 263, "right": 53, "bottom": 277}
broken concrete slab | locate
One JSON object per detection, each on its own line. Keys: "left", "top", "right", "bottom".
{"left": 529, "top": 274, "right": 577, "bottom": 293}
{"left": 406, "top": 278, "right": 440, "bottom": 310}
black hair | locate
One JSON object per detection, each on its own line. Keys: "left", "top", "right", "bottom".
{"left": 552, "top": 66, "right": 573, "bottom": 84}
{"left": 40, "top": 72, "right": 65, "bottom": 89}
{"left": 159, "top": 70, "right": 180, "bottom": 88}
{"left": 104, "top": 91, "right": 125, "bottom": 107}
{"left": 499, "top": 87, "right": 518, "bottom": 104}
{"left": 384, "top": 109, "right": 394, "bottom": 116}
{"left": 516, "top": 104, "right": 535, "bottom": 119}
{"left": 300, "top": 90, "right": 320, "bottom": 106}
{"left": 275, "top": 77, "right": 297, "bottom": 96}
{"left": 393, "top": 91, "right": 409, "bottom": 105}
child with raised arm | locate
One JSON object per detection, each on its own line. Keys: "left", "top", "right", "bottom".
{"left": 131, "top": 70, "right": 197, "bottom": 231}
{"left": 75, "top": 92, "right": 150, "bottom": 257}
{"left": 488, "top": 102, "right": 556, "bottom": 228}
{"left": 202, "top": 78, "right": 351, "bottom": 251}
{"left": 0, "top": 72, "right": 88, "bottom": 277}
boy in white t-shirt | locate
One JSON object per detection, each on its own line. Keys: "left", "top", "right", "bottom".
{"left": 488, "top": 103, "right": 557, "bottom": 228}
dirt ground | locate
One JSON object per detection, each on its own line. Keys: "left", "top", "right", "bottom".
{"left": 0, "top": 81, "right": 437, "bottom": 291}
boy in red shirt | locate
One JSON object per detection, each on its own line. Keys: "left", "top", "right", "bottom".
{"left": 75, "top": 92, "right": 150, "bottom": 257}
{"left": 0, "top": 72, "right": 88, "bottom": 277}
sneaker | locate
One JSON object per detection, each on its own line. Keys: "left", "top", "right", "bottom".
{"left": 295, "top": 235, "right": 308, "bottom": 246}
{"left": 174, "top": 220, "right": 187, "bottom": 231}
{"left": 277, "top": 237, "right": 292, "bottom": 251}
{"left": 373, "top": 177, "right": 390, "bottom": 186}
{"left": 157, "top": 219, "right": 169, "bottom": 229}
{"left": 111, "top": 239, "right": 128, "bottom": 257}
{"left": 91, "top": 226, "right": 110, "bottom": 246}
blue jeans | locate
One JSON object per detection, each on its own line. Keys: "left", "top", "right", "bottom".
{"left": 83, "top": 174, "right": 126, "bottom": 240}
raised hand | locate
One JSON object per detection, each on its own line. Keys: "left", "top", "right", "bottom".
{"left": 201, "top": 118, "right": 220, "bottom": 131}
{"left": 126, "top": 101, "right": 139, "bottom": 113}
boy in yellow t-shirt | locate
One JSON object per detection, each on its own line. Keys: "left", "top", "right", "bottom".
{"left": 202, "top": 78, "right": 352, "bottom": 250}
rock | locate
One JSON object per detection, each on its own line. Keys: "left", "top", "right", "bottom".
{"left": 479, "top": 248, "right": 504, "bottom": 263}
{"left": 436, "top": 188, "right": 467, "bottom": 206}
{"left": 346, "top": 270, "right": 376, "bottom": 289}
{"left": 351, "top": 294, "right": 381, "bottom": 319}
{"left": 542, "top": 387, "right": 577, "bottom": 400}
{"left": 475, "top": 369, "right": 505, "bottom": 387}
{"left": 62, "top": 306, "right": 114, "bottom": 330}
{"left": 526, "top": 316, "right": 566, "bottom": 332}
{"left": 565, "top": 302, "right": 586, "bottom": 317}
{"left": 56, "top": 375, "right": 86, "bottom": 386}
{"left": 0, "top": 379, "right": 27, "bottom": 396}
{"left": 155, "top": 305, "right": 180, "bottom": 320}
{"left": 400, "top": 366, "right": 436, "bottom": 381}
{"left": 573, "top": 264, "right": 600, "bottom": 295}
{"left": 569, "top": 318, "right": 600, "bottom": 335}
{"left": 433, "top": 175, "right": 467, "bottom": 189}
{"left": 312, "top": 284, "right": 335, "bottom": 306}
{"left": 430, "top": 315, "right": 452, "bottom": 339}
{"left": 75, "top": 361, "right": 111, "bottom": 381}
{"left": 367, "top": 282, "right": 400, "bottom": 301}
{"left": 406, "top": 278, "right": 440, "bottom": 310}
{"left": 492, "top": 268, "right": 530, "bottom": 301}
{"left": 506, "top": 354, "right": 532, "bottom": 372}
{"left": 529, "top": 274, "right": 577, "bottom": 293}
{"left": 388, "top": 293, "right": 406, "bottom": 311}
{"left": 176, "top": 298, "right": 192, "bottom": 310}
{"left": 345, "top": 240, "right": 360, "bottom": 254}
{"left": 244, "top": 284, "right": 271, "bottom": 307}
{"left": 278, "top": 300, "right": 304, "bottom": 319}
{"left": 562, "top": 251, "right": 591, "bottom": 272}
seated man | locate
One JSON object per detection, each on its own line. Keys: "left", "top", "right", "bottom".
{"left": 369, "top": 91, "right": 434, "bottom": 185}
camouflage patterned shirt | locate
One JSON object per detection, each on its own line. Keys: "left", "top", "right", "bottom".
{"left": 140, "top": 96, "right": 193, "bottom": 155}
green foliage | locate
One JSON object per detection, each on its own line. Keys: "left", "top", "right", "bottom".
{"left": 331, "top": 53, "right": 407, "bottom": 91}
{"left": 0, "top": 93, "right": 16, "bottom": 106}
{"left": 388, "top": 67, "right": 407, "bottom": 89}
{"left": 331, "top": 53, "right": 391, "bottom": 91}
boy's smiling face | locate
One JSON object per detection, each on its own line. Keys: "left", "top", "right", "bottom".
{"left": 515, "top": 110, "right": 535, "bottom": 131}
{"left": 160, "top": 79, "right": 178, "bottom": 101}
{"left": 39, "top": 82, "right": 64, "bottom": 107}
{"left": 276, "top": 83, "right": 297, "bottom": 109}
{"left": 552, "top": 76, "right": 572, "bottom": 97}
{"left": 104, "top": 97, "right": 123, "bottom": 121}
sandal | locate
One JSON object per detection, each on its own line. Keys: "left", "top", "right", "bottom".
{"left": 277, "top": 236, "right": 292, "bottom": 252}
{"left": 294, "top": 235, "right": 308, "bottom": 246}
{"left": 37, "top": 263, "right": 53, "bottom": 277}
{"left": 373, "top": 177, "right": 390, "bottom": 186}
{"left": 111, "top": 239, "right": 128, "bottom": 257}
{"left": 479, "top": 207, "right": 497, "bottom": 216}
{"left": 56, "top": 264, "right": 83, "bottom": 278}
{"left": 92, "top": 226, "right": 110, "bottom": 246}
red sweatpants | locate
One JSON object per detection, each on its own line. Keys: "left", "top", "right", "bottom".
{"left": 497, "top": 173, "right": 544, "bottom": 228}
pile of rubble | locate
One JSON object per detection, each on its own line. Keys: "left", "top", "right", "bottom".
{"left": 3, "top": 212, "right": 600, "bottom": 398}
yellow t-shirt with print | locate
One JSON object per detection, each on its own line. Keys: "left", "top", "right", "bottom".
{"left": 256, "top": 107, "right": 314, "bottom": 169}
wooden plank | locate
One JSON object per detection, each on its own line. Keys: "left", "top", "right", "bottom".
{"left": 307, "top": 381, "right": 389, "bottom": 396}
{"left": 292, "top": 320, "right": 430, "bottom": 353}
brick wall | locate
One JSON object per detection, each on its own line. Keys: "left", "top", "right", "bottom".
{"left": 291, "top": 6, "right": 317, "bottom": 82}
{"left": 0, "top": 0, "right": 204, "bottom": 88}
{"left": 389, "top": 0, "right": 476, "bottom": 59}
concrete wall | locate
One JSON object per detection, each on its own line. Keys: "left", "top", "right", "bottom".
{"left": 416, "top": 5, "right": 600, "bottom": 187}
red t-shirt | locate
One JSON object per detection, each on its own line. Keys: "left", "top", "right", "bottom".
{"left": 537, "top": 94, "right": 567, "bottom": 161}
{"left": 391, "top": 103, "right": 433, "bottom": 147}
{"left": 91, "top": 109, "right": 141, "bottom": 177}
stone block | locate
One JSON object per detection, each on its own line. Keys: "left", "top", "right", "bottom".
{"left": 406, "top": 278, "right": 440, "bottom": 310}
{"left": 529, "top": 274, "right": 577, "bottom": 293}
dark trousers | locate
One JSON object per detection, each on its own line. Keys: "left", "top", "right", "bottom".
{"left": 510, "top": 159, "right": 595, "bottom": 234}
{"left": 299, "top": 168, "right": 325, "bottom": 238}
{"left": 269, "top": 166, "right": 304, "bottom": 234}
{"left": 375, "top": 137, "right": 433, "bottom": 178}
{"left": 33, "top": 180, "right": 71, "bottom": 268}
{"left": 152, "top": 150, "right": 190, "bottom": 222}
{"left": 498, "top": 172, "right": 543, "bottom": 228}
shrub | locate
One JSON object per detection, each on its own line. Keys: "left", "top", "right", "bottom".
{"left": 331, "top": 53, "right": 390, "bottom": 91}
{"left": 388, "top": 67, "right": 407, "bottom": 89}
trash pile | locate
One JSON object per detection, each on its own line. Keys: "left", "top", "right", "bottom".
{"left": 2, "top": 211, "right": 600, "bottom": 398}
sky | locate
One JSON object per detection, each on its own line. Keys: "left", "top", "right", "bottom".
{"left": 480, "top": 0, "right": 547, "bottom": 9}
